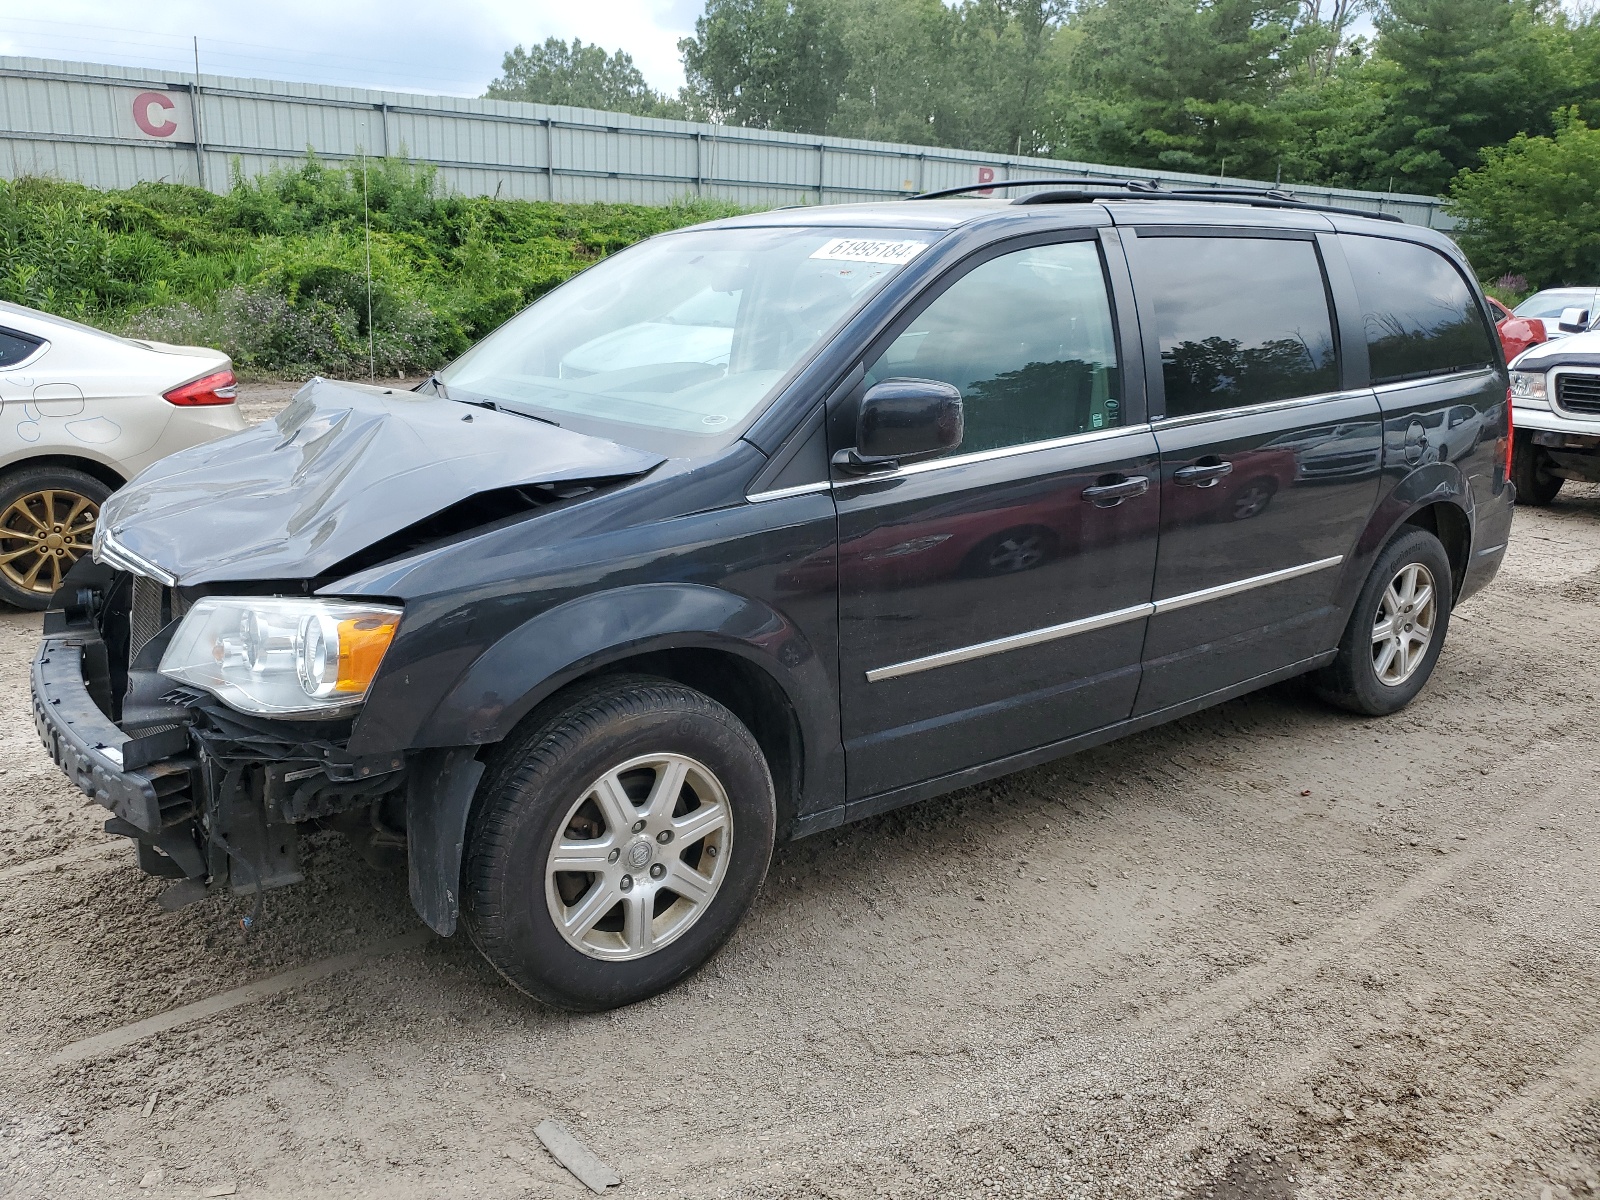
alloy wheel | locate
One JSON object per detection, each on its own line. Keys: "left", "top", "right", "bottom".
{"left": 0, "top": 489, "right": 99, "bottom": 597}
{"left": 1371, "top": 562, "right": 1437, "bottom": 686}
{"left": 545, "top": 753, "right": 733, "bottom": 961}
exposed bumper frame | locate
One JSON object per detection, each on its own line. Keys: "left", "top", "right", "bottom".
{"left": 32, "top": 635, "right": 195, "bottom": 833}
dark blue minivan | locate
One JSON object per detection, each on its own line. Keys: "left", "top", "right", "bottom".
{"left": 34, "top": 183, "right": 1513, "bottom": 1009}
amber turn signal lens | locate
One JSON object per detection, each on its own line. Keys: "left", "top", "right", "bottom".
{"left": 334, "top": 615, "right": 400, "bottom": 694}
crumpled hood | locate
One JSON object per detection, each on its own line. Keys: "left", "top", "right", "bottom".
{"left": 98, "top": 378, "right": 663, "bottom": 585}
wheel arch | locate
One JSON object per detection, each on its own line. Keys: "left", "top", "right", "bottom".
{"left": 1350, "top": 464, "right": 1474, "bottom": 605}
{"left": 508, "top": 646, "right": 806, "bottom": 837}
{"left": 0, "top": 453, "right": 126, "bottom": 493}
{"left": 373, "top": 583, "right": 842, "bottom": 835}
{"left": 1399, "top": 500, "right": 1471, "bottom": 601}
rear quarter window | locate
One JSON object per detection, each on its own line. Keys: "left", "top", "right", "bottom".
{"left": 1342, "top": 236, "right": 1497, "bottom": 385}
{"left": 0, "top": 327, "right": 43, "bottom": 368}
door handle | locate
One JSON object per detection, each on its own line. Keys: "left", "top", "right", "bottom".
{"left": 1081, "top": 475, "right": 1150, "bottom": 507}
{"left": 1173, "top": 460, "right": 1234, "bottom": 487}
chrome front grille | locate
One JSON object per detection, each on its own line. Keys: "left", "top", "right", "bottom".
{"left": 1556, "top": 371, "right": 1600, "bottom": 416}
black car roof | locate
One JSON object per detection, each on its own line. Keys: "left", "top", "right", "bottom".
{"left": 699, "top": 197, "right": 1452, "bottom": 252}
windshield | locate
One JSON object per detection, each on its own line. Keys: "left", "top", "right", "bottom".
{"left": 438, "top": 225, "right": 935, "bottom": 450}
{"left": 1514, "top": 290, "right": 1597, "bottom": 319}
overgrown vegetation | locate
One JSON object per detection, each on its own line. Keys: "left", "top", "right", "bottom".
{"left": 0, "top": 158, "right": 738, "bottom": 376}
{"left": 1450, "top": 110, "right": 1600, "bottom": 291}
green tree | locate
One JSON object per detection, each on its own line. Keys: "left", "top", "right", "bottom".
{"left": 1364, "top": 0, "right": 1578, "bottom": 194}
{"left": 1058, "top": 0, "right": 1302, "bottom": 177}
{"left": 827, "top": 0, "right": 967, "bottom": 146}
{"left": 955, "top": 0, "right": 1075, "bottom": 156}
{"left": 485, "top": 37, "right": 685, "bottom": 117}
{"left": 1449, "top": 110, "right": 1600, "bottom": 287}
{"left": 679, "top": 0, "right": 850, "bottom": 133}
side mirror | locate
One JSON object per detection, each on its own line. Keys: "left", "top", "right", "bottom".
{"left": 840, "top": 378, "right": 964, "bottom": 473}
{"left": 1558, "top": 306, "right": 1590, "bottom": 333}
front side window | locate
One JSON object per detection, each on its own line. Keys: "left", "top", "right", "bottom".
{"left": 1133, "top": 235, "right": 1339, "bottom": 419}
{"left": 439, "top": 226, "right": 934, "bottom": 450}
{"left": 1343, "top": 236, "right": 1497, "bottom": 384}
{"left": 865, "top": 240, "right": 1122, "bottom": 456}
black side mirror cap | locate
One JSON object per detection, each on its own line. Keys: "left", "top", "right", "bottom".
{"left": 837, "top": 378, "right": 964, "bottom": 474}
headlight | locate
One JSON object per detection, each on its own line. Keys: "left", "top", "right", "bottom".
{"left": 1510, "top": 370, "right": 1548, "bottom": 402}
{"left": 160, "top": 597, "right": 401, "bottom": 718}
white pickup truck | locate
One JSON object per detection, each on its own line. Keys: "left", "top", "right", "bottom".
{"left": 1509, "top": 308, "right": 1600, "bottom": 505}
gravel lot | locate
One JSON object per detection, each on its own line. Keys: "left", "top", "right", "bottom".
{"left": 2, "top": 379, "right": 1597, "bottom": 1200}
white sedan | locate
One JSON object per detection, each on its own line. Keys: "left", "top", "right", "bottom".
{"left": 0, "top": 301, "right": 249, "bottom": 608}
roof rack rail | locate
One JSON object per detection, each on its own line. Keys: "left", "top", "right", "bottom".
{"left": 905, "top": 177, "right": 1405, "bottom": 223}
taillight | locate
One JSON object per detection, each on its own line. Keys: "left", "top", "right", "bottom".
{"left": 1505, "top": 385, "right": 1515, "bottom": 481}
{"left": 163, "top": 369, "right": 238, "bottom": 407}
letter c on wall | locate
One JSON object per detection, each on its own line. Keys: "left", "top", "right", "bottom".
{"left": 132, "top": 92, "right": 178, "bottom": 138}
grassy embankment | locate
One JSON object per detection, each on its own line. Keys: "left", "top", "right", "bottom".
{"left": 0, "top": 157, "right": 740, "bottom": 377}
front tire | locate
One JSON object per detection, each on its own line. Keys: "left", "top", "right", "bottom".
{"left": 1511, "top": 435, "right": 1563, "bottom": 506}
{"left": 1314, "top": 527, "right": 1452, "bottom": 716}
{"left": 0, "top": 465, "right": 111, "bottom": 610}
{"left": 463, "top": 676, "right": 776, "bottom": 1011}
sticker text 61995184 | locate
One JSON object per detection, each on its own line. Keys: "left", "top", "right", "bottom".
{"left": 809, "top": 238, "right": 929, "bottom": 266}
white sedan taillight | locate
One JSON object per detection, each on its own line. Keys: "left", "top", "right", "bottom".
{"left": 163, "top": 369, "right": 238, "bottom": 407}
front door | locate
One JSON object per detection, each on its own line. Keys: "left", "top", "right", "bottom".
{"left": 1125, "top": 230, "right": 1384, "bottom": 713}
{"left": 834, "top": 234, "right": 1160, "bottom": 800}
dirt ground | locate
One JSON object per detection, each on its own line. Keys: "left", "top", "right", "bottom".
{"left": 2, "top": 379, "right": 1598, "bottom": 1200}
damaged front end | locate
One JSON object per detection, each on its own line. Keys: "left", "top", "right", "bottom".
{"left": 33, "top": 560, "right": 418, "bottom": 915}
{"left": 31, "top": 378, "right": 665, "bottom": 931}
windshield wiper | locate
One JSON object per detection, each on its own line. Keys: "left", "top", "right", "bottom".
{"left": 452, "top": 393, "right": 562, "bottom": 427}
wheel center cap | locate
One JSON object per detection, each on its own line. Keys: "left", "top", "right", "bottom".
{"left": 43, "top": 534, "right": 63, "bottom": 550}
{"left": 624, "top": 839, "right": 653, "bottom": 871}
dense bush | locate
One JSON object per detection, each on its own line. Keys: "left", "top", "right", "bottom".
{"left": 1450, "top": 110, "right": 1600, "bottom": 291}
{"left": 0, "top": 158, "right": 740, "bottom": 376}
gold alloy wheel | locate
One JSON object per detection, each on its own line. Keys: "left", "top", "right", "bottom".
{"left": 0, "top": 489, "right": 99, "bottom": 597}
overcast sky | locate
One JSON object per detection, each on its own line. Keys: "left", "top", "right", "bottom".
{"left": 0, "top": 1, "right": 704, "bottom": 96}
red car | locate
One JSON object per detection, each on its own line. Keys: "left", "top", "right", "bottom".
{"left": 1489, "top": 296, "right": 1546, "bottom": 363}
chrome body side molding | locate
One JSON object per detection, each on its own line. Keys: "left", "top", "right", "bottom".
{"left": 866, "top": 555, "right": 1344, "bottom": 682}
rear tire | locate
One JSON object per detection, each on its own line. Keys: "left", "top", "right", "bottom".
{"left": 463, "top": 675, "right": 776, "bottom": 1011}
{"left": 1511, "top": 435, "right": 1563, "bottom": 506}
{"left": 1314, "top": 528, "right": 1452, "bottom": 716}
{"left": 0, "top": 465, "right": 111, "bottom": 610}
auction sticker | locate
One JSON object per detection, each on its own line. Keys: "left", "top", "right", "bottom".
{"left": 810, "top": 237, "right": 928, "bottom": 265}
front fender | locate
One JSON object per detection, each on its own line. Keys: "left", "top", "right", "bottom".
{"left": 406, "top": 580, "right": 835, "bottom": 756}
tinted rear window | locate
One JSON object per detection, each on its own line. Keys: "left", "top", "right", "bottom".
{"left": 1343, "top": 236, "right": 1497, "bottom": 384}
{"left": 1132, "top": 236, "right": 1338, "bottom": 419}
{"left": 0, "top": 328, "right": 42, "bottom": 368}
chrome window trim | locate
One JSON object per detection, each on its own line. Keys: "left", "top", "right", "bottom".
{"left": 745, "top": 481, "right": 833, "bottom": 504}
{"left": 865, "top": 554, "right": 1344, "bottom": 682}
{"left": 1548, "top": 367, "right": 1600, "bottom": 421}
{"left": 93, "top": 527, "right": 178, "bottom": 587}
{"left": 1371, "top": 366, "right": 1499, "bottom": 396}
{"left": 834, "top": 421, "right": 1154, "bottom": 489}
{"left": 1152, "top": 388, "right": 1371, "bottom": 430}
